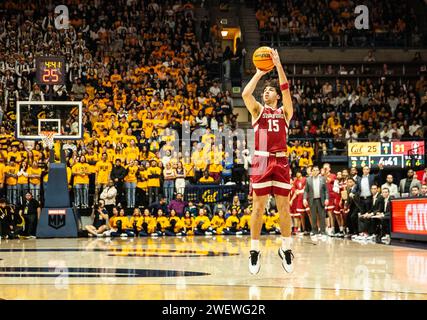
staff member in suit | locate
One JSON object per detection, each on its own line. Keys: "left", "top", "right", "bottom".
{"left": 343, "top": 177, "right": 361, "bottom": 236}
{"left": 371, "top": 187, "right": 392, "bottom": 244}
{"left": 355, "top": 165, "right": 382, "bottom": 214}
{"left": 358, "top": 184, "right": 382, "bottom": 237}
{"left": 399, "top": 169, "right": 422, "bottom": 197}
{"left": 303, "top": 166, "right": 329, "bottom": 237}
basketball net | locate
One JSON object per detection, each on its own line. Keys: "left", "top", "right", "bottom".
{"left": 40, "top": 131, "right": 58, "bottom": 149}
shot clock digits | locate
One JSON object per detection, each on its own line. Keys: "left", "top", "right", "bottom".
{"left": 36, "top": 56, "right": 66, "bottom": 85}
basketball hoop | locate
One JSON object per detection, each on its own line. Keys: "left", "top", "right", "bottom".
{"left": 40, "top": 131, "right": 58, "bottom": 149}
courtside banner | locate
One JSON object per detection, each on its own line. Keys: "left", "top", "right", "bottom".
{"left": 391, "top": 197, "right": 427, "bottom": 242}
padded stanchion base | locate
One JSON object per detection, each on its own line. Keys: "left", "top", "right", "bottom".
{"left": 36, "top": 207, "right": 78, "bottom": 238}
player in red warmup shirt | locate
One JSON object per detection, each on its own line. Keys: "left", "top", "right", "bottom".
{"left": 339, "top": 169, "right": 350, "bottom": 235}
{"left": 289, "top": 184, "right": 298, "bottom": 227}
{"left": 332, "top": 171, "right": 346, "bottom": 237}
{"left": 242, "top": 48, "right": 294, "bottom": 274}
{"left": 322, "top": 163, "right": 336, "bottom": 235}
{"left": 290, "top": 170, "right": 308, "bottom": 235}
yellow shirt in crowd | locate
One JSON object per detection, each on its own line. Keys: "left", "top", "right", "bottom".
{"left": 72, "top": 163, "right": 91, "bottom": 185}
{"left": 147, "top": 166, "right": 161, "bottom": 188}
{"left": 95, "top": 160, "right": 112, "bottom": 185}
{"left": 5, "top": 164, "right": 19, "bottom": 186}
{"left": 28, "top": 167, "right": 42, "bottom": 185}
{"left": 124, "top": 165, "right": 139, "bottom": 183}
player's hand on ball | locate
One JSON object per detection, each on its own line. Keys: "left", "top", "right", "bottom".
{"left": 256, "top": 68, "right": 269, "bottom": 76}
{"left": 270, "top": 49, "right": 281, "bottom": 67}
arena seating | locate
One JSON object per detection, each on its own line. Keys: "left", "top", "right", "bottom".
{"left": 0, "top": 0, "right": 246, "bottom": 213}
{"left": 0, "top": 0, "right": 426, "bottom": 240}
{"left": 254, "top": 0, "right": 426, "bottom": 48}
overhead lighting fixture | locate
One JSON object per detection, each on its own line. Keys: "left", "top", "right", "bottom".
{"left": 221, "top": 30, "right": 228, "bottom": 37}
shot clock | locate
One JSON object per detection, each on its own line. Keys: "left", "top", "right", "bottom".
{"left": 35, "top": 56, "right": 66, "bottom": 85}
{"left": 348, "top": 141, "right": 425, "bottom": 168}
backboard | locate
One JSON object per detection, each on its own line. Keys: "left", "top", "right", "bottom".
{"left": 16, "top": 101, "right": 83, "bottom": 140}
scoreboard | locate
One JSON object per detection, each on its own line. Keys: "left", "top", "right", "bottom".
{"left": 348, "top": 141, "right": 425, "bottom": 168}
{"left": 36, "top": 56, "right": 66, "bottom": 85}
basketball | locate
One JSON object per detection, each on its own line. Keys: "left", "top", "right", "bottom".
{"left": 253, "top": 46, "right": 274, "bottom": 71}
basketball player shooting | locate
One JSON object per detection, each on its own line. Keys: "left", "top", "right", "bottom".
{"left": 242, "top": 48, "right": 294, "bottom": 274}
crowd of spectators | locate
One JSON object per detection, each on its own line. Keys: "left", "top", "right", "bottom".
{"left": 254, "top": 0, "right": 425, "bottom": 47}
{"left": 81, "top": 194, "right": 256, "bottom": 237}
{"left": 278, "top": 70, "right": 427, "bottom": 173}
{"left": 0, "top": 0, "right": 255, "bottom": 213}
{"left": 0, "top": 1, "right": 426, "bottom": 241}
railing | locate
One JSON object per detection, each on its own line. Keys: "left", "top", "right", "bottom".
{"left": 248, "top": 60, "right": 425, "bottom": 100}
{"left": 279, "top": 61, "right": 424, "bottom": 74}
{"left": 260, "top": 31, "right": 426, "bottom": 49}
{"left": 184, "top": 184, "right": 250, "bottom": 204}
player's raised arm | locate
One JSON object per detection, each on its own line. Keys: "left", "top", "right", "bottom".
{"left": 242, "top": 68, "right": 268, "bottom": 120}
{"left": 271, "top": 49, "right": 293, "bottom": 123}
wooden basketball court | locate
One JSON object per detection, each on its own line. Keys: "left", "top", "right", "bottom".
{"left": 0, "top": 236, "right": 426, "bottom": 300}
